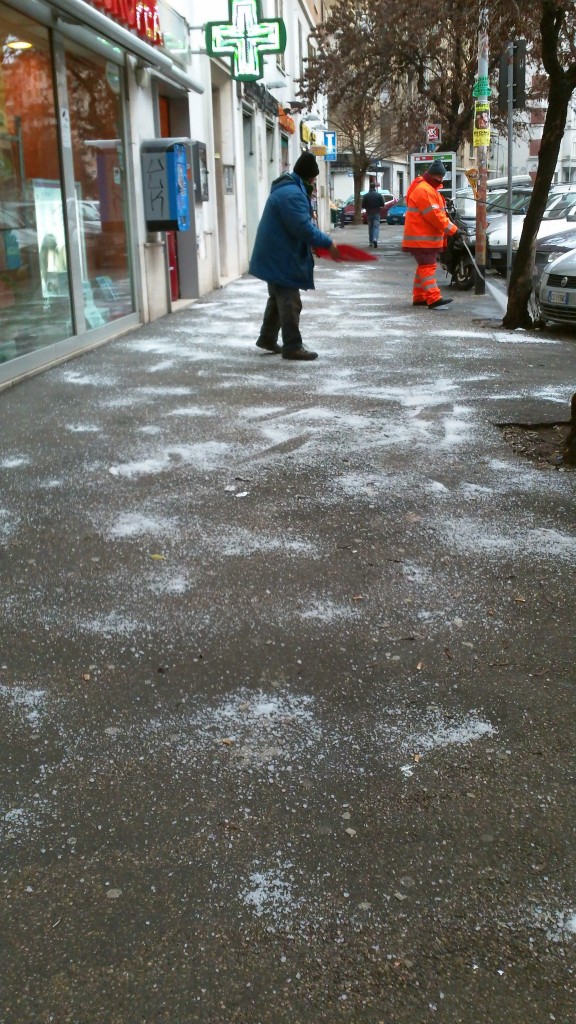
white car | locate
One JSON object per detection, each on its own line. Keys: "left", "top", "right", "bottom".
{"left": 538, "top": 247, "right": 576, "bottom": 326}
{"left": 488, "top": 189, "right": 576, "bottom": 275}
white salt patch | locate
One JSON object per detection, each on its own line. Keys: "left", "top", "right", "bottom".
{"left": 429, "top": 329, "right": 488, "bottom": 339}
{"left": 0, "top": 685, "right": 47, "bottom": 727}
{"left": 242, "top": 867, "right": 300, "bottom": 920}
{"left": 440, "top": 517, "right": 576, "bottom": 562}
{"left": 238, "top": 405, "right": 287, "bottom": 421}
{"left": 402, "top": 713, "right": 495, "bottom": 756}
{"left": 138, "top": 425, "right": 162, "bottom": 435}
{"left": 334, "top": 472, "right": 392, "bottom": 497}
{"left": 0, "top": 509, "right": 18, "bottom": 538}
{"left": 110, "top": 442, "right": 231, "bottom": 478}
{"left": 532, "top": 906, "right": 576, "bottom": 942}
{"left": 107, "top": 513, "right": 177, "bottom": 539}
{"left": 215, "top": 527, "right": 316, "bottom": 558}
{"left": 137, "top": 386, "right": 193, "bottom": 396}
{"left": 124, "top": 339, "right": 185, "bottom": 356}
{"left": 460, "top": 482, "right": 493, "bottom": 497}
{"left": 148, "top": 360, "right": 176, "bottom": 372}
{"left": 65, "top": 424, "right": 101, "bottom": 433}
{"left": 59, "top": 370, "right": 116, "bottom": 386}
{"left": 77, "top": 612, "right": 143, "bottom": 637}
{"left": 492, "top": 332, "right": 560, "bottom": 345}
{"left": 168, "top": 406, "right": 217, "bottom": 418}
{"left": 427, "top": 480, "right": 450, "bottom": 494}
{"left": 184, "top": 689, "right": 322, "bottom": 768}
{"left": 298, "top": 599, "right": 359, "bottom": 622}
{"left": 530, "top": 386, "right": 573, "bottom": 404}
{"left": 148, "top": 573, "right": 189, "bottom": 595}
{"left": 0, "top": 456, "right": 29, "bottom": 468}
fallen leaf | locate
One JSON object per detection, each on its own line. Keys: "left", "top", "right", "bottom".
{"left": 220, "top": 738, "right": 234, "bottom": 746}
{"left": 150, "top": 554, "right": 165, "bottom": 561}
{"left": 444, "top": 648, "right": 453, "bottom": 659}
{"left": 344, "top": 827, "right": 357, "bottom": 837}
{"left": 416, "top": 661, "right": 424, "bottom": 670}
{"left": 514, "top": 596, "right": 526, "bottom": 603}
{"left": 351, "top": 595, "right": 364, "bottom": 601}
{"left": 82, "top": 673, "right": 91, "bottom": 681}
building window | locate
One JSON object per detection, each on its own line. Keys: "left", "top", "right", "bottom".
{"left": 65, "top": 41, "right": 134, "bottom": 330}
{"left": 0, "top": 7, "right": 72, "bottom": 362}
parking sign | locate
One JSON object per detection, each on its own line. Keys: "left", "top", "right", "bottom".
{"left": 324, "top": 131, "right": 337, "bottom": 161}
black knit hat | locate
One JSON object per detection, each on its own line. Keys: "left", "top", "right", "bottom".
{"left": 428, "top": 159, "right": 446, "bottom": 177}
{"left": 293, "top": 151, "right": 320, "bottom": 179}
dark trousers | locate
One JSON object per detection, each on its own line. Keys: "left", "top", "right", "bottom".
{"left": 257, "top": 283, "right": 303, "bottom": 352}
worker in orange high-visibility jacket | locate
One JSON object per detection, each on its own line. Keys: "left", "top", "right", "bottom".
{"left": 402, "top": 159, "right": 459, "bottom": 309}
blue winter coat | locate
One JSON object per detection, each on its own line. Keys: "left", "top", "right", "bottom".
{"left": 249, "top": 172, "right": 334, "bottom": 290}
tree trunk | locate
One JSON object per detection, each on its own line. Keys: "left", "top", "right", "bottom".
{"left": 564, "top": 392, "right": 576, "bottom": 466}
{"left": 502, "top": 74, "right": 571, "bottom": 329}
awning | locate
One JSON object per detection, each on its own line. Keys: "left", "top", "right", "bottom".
{"left": 9, "top": 0, "right": 204, "bottom": 94}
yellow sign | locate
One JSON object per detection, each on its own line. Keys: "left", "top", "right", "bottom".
{"left": 473, "top": 102, "right": 490, "bottom": 148}
{"left": 310, "top": 146, "right": 327, "bottom": 156}
{"left": 464, "top": 166, "right": 479, "bottom": 198}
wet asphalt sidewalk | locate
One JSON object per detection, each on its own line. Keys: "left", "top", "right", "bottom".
{"left": 1, "top": 224, "right": 575, "bottom": 1023}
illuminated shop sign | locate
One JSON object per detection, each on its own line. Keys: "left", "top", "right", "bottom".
{"left": 89, "top": 0, "right": 163, "bottom": 46}
{"left": 205, "top": 0, "right": 286, "bottom": 82}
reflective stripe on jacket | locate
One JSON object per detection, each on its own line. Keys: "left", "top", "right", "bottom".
{"left": 402, "top": 176, "right": 458, "bottom": 250}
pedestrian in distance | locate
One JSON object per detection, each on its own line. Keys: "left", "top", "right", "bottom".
{"left": 362, "top": 182, "right": 384, "bottom": 248}
{"left": 249, "top": 152, "right": 341, "bottom": 361}
{"left": 402, "top": 159, "right": 459, "bottom": 309}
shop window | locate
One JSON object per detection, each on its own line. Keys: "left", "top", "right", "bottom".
{"left": 0, "top": 9, "right": 72, "bottom": 363}
{"left": 65, "top": 41, "right": 134, "bottom": 330}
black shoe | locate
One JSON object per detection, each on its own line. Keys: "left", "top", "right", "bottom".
{"left": 412, "top": 300, "right": 427, "bottom": 306}
{"left": 256, "top": 338, "right": 282, "bottom": 353}
{"left": 428, "top": 297, "right": 453, "bottom": 309}
{"left": 373, "top": 242, "right": 378, "bottom": 248}
{"left": 282, "top": 347, "right": 318, "bottom": 361}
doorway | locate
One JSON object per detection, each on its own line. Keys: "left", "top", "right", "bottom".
{"left": 157, "top": 92, "right": 198, "bottom": 303}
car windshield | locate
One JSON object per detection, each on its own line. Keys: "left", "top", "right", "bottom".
{"left": 486, "top": 191, "right": 532, "bottom": 214}
{"left": 542, "top": 191, "right": 576, "bottom": 219}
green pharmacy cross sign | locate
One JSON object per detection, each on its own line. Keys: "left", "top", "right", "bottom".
{"left": 205, "top": 0, "right": 286, "bottom": 82}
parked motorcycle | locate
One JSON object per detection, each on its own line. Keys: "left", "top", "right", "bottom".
{"left": 439, "top": 200, "right": 475, "bottom": 290}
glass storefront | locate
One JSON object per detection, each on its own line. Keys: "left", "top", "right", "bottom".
{"left": 0, "top": 3, "right": 134, "bottom": 366}
{"left": 65, "top": 40, "right": 134, "bottom": 331}
{"left": 0, "top": 7, "right": 71, "bottom": 361}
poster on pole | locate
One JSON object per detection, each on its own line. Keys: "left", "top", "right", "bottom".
{"left": 409, "top": 151, "right": 456, "bottom": 201}
{"left": 473, "top": 103, "right": 491, "bottom": 147}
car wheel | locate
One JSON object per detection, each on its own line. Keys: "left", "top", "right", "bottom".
{"left": 453, "top": 257, "right": 475, "bottom": 291}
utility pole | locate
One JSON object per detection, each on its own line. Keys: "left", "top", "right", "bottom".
{"left": 506, "top": 39, "right": 514, "bottom": 280}
{"left": 474, "top": 6, "right": 489, "bottom": 295}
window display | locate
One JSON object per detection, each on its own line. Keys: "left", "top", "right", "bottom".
{"left": 0, "top": 8, "right": 71, "bottom": 362}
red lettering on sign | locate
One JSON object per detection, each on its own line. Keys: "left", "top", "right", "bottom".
{"left": 89, "top": 0, "right": 163, "bottom": 46}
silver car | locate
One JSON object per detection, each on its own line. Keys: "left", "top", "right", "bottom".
{"left": 538, "top": 247, "right": 576, "bottom": 325}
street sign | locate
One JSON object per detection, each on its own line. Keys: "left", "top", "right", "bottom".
{"left": 324, "top": 131, "right": 337, "bottom": 161}
{"left": 426, "top": 124, "right": 441, "bottom": 144}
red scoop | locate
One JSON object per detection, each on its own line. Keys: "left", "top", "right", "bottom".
{"left": 315, "top": 244, "right": 378, "bottom": 262}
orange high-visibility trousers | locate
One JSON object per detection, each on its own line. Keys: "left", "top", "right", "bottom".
{"left": 412, "top": 262, "right": 442, "bottom": 305}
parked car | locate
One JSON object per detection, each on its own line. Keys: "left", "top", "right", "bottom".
{"left": 386, "top": 199, "right": 408, "bottom": 224}
{"left": 454, "top": 186, "right": 532, "bottom": 233}
{"left": 342, "top": 190, "right": 396, "bottom": 224}
{"left": 538, "top": 246, "right": 576, "bottom": 326}
{"left": 533, "top": 225, "right": 576, "bottom": 293}
{"left": 488, "top": 188, "right": 576, "bottom": 275}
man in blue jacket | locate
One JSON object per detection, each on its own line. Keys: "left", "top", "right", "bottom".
{"left": 249, "top": 151, "right": 341, "bottom": 361}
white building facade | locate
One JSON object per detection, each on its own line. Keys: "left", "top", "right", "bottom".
{"left": 0, "top": 0, "right": 329, "bottom": 387}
